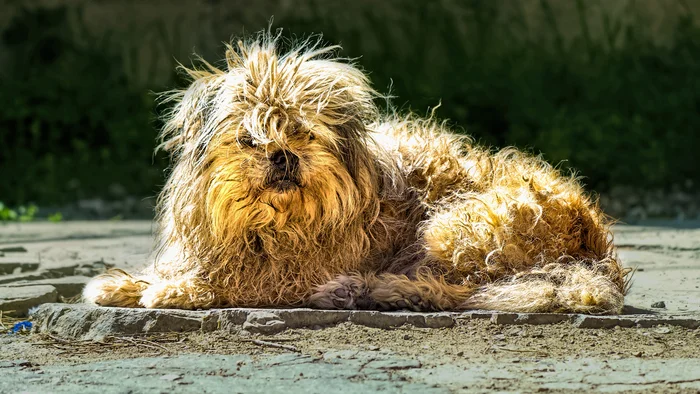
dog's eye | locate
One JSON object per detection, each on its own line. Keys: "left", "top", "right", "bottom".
{"left": 308, "top": 133, "right": 315, "bottom": 141}
{"left": 238, "top": 136, "right": 255, "bottom": 148}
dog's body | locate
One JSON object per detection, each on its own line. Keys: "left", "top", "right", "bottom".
{"left": 84, "top": 34, "right": 629, "bottom": 314}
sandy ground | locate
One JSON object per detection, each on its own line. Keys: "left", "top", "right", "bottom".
{"left": 2, "top": 321, "right": 700, "bottom": 393}
{"left": 1, "top": 221, "right": 700, "bottom": 393}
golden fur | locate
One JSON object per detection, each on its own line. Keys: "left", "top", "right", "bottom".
{"left": 84, "top": 33, "right": 630, "bottom": 314}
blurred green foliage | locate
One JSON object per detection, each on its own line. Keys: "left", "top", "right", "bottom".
{"left": 48, "top": 212, "right": 63, "bottom": 223}
{"left": 0, "top": 7, "right": 164, "bottom": 206}
{"left": 0, "top": 201, "right": 38, "bottom": 222}
{"left": 281, "top": 1, "right": 700, "bottom": 192}
{"left": 1, "top": 2, "right": 699, "bottom": 207}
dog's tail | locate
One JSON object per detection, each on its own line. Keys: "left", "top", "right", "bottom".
{"left": 82, "top": 269, "right": 150, "bottom": 308}
{"left": 459, "top": 260, "right": 630, "bottom": 314}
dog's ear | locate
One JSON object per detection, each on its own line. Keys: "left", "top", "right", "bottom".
{"left": 289, "top": 56, "right": 380, "bottom": 184}
{"left": 157, "top": 64, "right": 224, "bottom": 156}
{"left": 300, "top": 58, "right": 379, "bottom": 129}
{"left": 334, "top": 115, "right": 375, "bottom": 185}
{"left": 318, "top": 60, "right": 379, "bottom": 181}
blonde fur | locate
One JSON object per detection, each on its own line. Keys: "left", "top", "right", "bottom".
{"left": 84, "top": 32, "right": 630, "bottom": 314}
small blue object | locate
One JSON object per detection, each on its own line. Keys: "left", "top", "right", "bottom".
{"left": 10, "top": 321, "right": 32, "bottom": 334}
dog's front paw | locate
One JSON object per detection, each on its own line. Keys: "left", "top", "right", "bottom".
{"left": 374, "top": 293, "right": 435, "bottom": 312}
{"left": 83, "top": 270, "right": 148, "bottom": 308}
{"left": 309, "top": 275, "right": 374, "bottom": 310}
{"left": 139, "top": 281, "right": 182, "bottom": 309}
{"left": 138, "top": 278, "right": 217, "bottom": 309}
{"left": 371, "top": 282, "right": 437, "bottom": 312}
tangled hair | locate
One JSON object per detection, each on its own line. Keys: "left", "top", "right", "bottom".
{"left": 83, "top": 31, "right": 630, "bottom": 314}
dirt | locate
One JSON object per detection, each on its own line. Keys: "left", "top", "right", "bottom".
{"left": 4, "top": 320, "right": 699, "bottom": 365}
{"left": 3, "top": 321, "right": 700, "bottom": 392}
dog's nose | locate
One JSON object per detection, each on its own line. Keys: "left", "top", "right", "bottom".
{"left": 270, "top": 150, "right": 299, "bottom": 172}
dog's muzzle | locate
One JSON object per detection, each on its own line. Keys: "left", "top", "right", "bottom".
{"left": 268, "top": 150, "right": 300, "bottom": 191}
{"left": 270, "top": 150, "right": 299, "bottom": 173}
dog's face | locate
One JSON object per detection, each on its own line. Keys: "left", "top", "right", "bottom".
{"left": 160, "top": 38, "right": 380, "bottom": 243}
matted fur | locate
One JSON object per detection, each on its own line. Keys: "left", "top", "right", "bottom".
{"left": 84, "top": 32, "right": 630, "bottom": 314}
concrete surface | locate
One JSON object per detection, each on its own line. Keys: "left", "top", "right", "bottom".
{"left": 614, "top": 225, "right": 700, "bottom": 314}
{"left": 2, "top": 351, "right": 700, "bottom": 393}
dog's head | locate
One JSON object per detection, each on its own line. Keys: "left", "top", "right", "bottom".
{"left": 159, "top": 34, "right": 383, "bottom": 246}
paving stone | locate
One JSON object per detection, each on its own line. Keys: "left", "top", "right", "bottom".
{"left": 0, "top": 285, "right": 57, "bottom": 317}
{"left": 5, "top": 276, "right": 90, "bottom": 298}
{"left": 0, "top": 263, "right": 84, "bottom": 285}
{"left": 0, "top": 272, "right": 48, "bottom": 285}
{"left": 349, "top": 311, "right": 413, "bottom": 328}
{"left": 422, "top": 313, "right": 457, "bottom": 328}
{"left": 30, "top": 303, "right": 700, "bottom": 340}
{"left": 44, "top": 264, "right": 79, "bottom": 277}
{"left": 202, "top": 309, "right": 248, "bottom": 332}
{"left": 571, "top": 315, "right": 632, "bottom": 329}
{"left": 0, "top": 261, "right": 39, "bottom": 275}
{"left": 461, "top": 310, "right": 497, "bottom": 319}
{"left": 0, "top": 246, "right": 28, "bottom": 253}
{"left": 32, "top": 305, "right": 208, "bottom": 340}
{"left": 633, "top": 317, "right": 700, "bottom": 329}
{"left": 491, "top": 313, "right": 571, "bottom": 325}
{"left": 348, "top": 311, "right": 455, "bottom": 329}
{"left": 276, "top": 308, "right": 351, "bottom": 328}
{"left": 0, "top": 221, "right": 153, "bottom": 244}
{"left": 242, "top": 311, "right": 287, "bottom": 334}
{"left": 571, "top": 314, "right": 700, "bottom": 329}
{"left": 74, "top": 260, "right": 114, "bottom": 277}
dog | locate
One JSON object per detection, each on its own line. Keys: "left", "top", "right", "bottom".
{"left": 83, "top": 32, "right": 629, "bottom": 314}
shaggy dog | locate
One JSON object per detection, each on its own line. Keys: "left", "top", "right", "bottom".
{"left": 84, "top": 33, "right": 629, "bottom": 314}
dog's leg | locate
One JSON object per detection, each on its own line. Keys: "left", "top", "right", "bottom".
{"left": 461, "top": 262, "right": 625, "bottom": 314}
{"left": 84, "top": 269, "right": 220, "bottom": 309}
{"left": 308, "top": 274, "right": 376, "bottom": 310}
{"left": 309, "top": 272, "right": 471, "bottom": 311}
{"left": 366, "top": 272, "right": 473, "bottom": 311}
{"left": 138, "top": 276, "right": 219, "bottom": 309}
{"left": 419, "top": 152, "right": 628, "bottom": 314}
{"left": 82, "top": 269, "right": 150, "bottom": 308}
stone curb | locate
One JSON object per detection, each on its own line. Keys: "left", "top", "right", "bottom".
{"left": 0, "top": 286, "right": 58, "bottom": 317}
{"left": 30, "top": 303, "right": 700, "bottom": 341}
{"left": 3, "top": 276, "right": 91, "bottom": 299}
{"left": 0, "top": 261, "right": 39, "bottom": 275}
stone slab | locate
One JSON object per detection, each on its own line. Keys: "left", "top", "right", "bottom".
{"left": 4, "top": 276, "right": 90, "bottom": 298}
{"left": 0, "top": 265, "right": 83, "bottom": 285}
{"left": 0, "top": 272, "right": 49, "bottom": 285}
{"left": 0, "top": 285, "right": 57, "bottom": 317}
{"left": 30, "top": 303, "right": 700, "bottom": 341}
{"left": 0, "top": 221, "right": 153, "bottom": 245}
{"left": 0, "top": 261, "right": 39, "bottom": 275}
{"left": 0, "top": 246, "right": 27, "bottom": 253}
